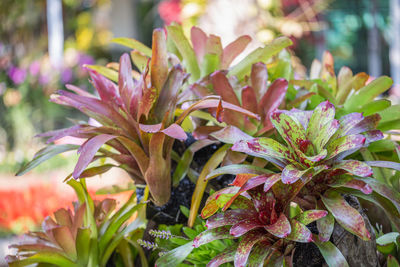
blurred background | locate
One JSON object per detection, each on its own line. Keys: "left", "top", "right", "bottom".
{"left": 0, "top": 0, "right": 398, "bottom": 263}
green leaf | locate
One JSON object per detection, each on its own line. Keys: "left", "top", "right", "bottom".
{"left": 167, "top": 25, "right": 200, "bottom": 82}
{"left": 16, "top": 144, "right": 79, "bottom": 176}
{"left": 355, "top": 99, "right": 391, "bottom": 116}
{"left": 112, "top": 37, "right": 152, "bottom": 57}
{"left": 76, "top": 228, "right": 91, "bottom": 265}
{"left": 201, "top": 53, "right": 220, "bottom": 77}
{"left": 155, "top": 241, "right": 194, "bottom": 267}
{"left": 295, "top": 210, "right": 328, "bottom": 225}
{"left": 229, "top": 37, "right": 292, "bottom": 80}
{"left": 7, "top": 252, "right": 78, "bottom": 267}
{"left": 344, "top": 76, "right": 393, "bottom": 111}
{"left": 85, "top": 65, "right": 118, "bottom": 82}
{"left": 314, "top": 239, "right": 349, "bottom": 267}
{"left": 388, "top": 255, "right": 400, "bottom": 267}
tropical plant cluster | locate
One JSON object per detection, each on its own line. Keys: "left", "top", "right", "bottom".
{"left": 8, "top": 24, "right": 400, "bottom": 266}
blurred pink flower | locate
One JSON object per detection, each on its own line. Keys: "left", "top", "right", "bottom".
{"left": 29, "top": 61, "right": 41, "bottom": 77}
{"left": 159, "top": 0, "right": 181, "bottom": 25}
{"left": 61, "top": 68, "right": 74, "bottom": 84}
{"left": 8, "top": 66, "right": 27, "bottom": 85}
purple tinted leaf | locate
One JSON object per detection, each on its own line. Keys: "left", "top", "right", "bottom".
{"left": 230, "top": 218, "right": 264, "bottom": 237}
{"left": 334, "top": 112, "right": 364, "bottom": 138}
{"left": 73, "top": 134, "right": 116, "bottom": 178}
{"left": 365, "top": 161, "right": 400, "bottom": 171}
{"left": 207, "top": 248, "right": 236, "bottom": 267}
{"left": 342, "top": 179, "right": 373, "bottom": 194}
{"left": 37, "top": 125, "right": 87, "bottom": 144}
{"left": 65, "top": 84, "right": 94, "bottom": 98}
{"left": 295, "top": 210, "right": 328, "bottom": 225}
{"left": 139, "top": 123, "right": 162, "bottom": 133}
{"left": 162, "top": 123, "right": 187, "bottom": 140}
{"left": 286, "top": 220, "right": 313, "bottom": 243}
{"left": 206, "top": 164, "right": 272, "bottom": 180}
{"left": 264, "top": 213, "right": 291, "bottom": 238}
{"left": 317, "top": 211, "right": 334, "bottom": 242}
{"left": 322, "top": 190, "right": 370, "bottom": 240}
{"left": 193, "top": 226, "right": 233, "bottom": 248}
{"left": 314, "top": 119, "right": 339, "bottom": 151}
{"left": 362, "top": 130, "right": 384, "bottom": 144}
{"left": 326, "top": 134, "right": 366, "bottom": 159}
{"left": 221, "top": 35, "right": 251, "bottom": 68}
{"left": 333, "top": 160, "right": 373, "bottom": 177}
{"left": 210, "top": 125, "right": 253, "bottom": 144}
{"left": 234, "top": 230, "right": 269, "bottom": 267}
{"left": 282, "top": 165, "right": 308, "bottom": 184}
{"left": 347, "top": 114, "right": 381, "bottom": 135}
{"left": 263, "top": 174, "right": 282, "bottom": 192}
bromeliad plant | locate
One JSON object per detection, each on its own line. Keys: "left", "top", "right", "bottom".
{"left": 193, "top": 100, "right": 400, "bottom": 266}
{"left": 6, "top": 179, "right": 146, "bottom": 267}
{"left": 17, "top": 28, "right": 258, "bottom": 206}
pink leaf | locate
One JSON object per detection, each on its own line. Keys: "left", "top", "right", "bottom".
{"left": 286, "top": 220, "right": 313, "bottom": 243}
{"left": 230, "top": 218, "right": 264, "bottom": 237}
{"left": 221, "top": 35, "right": 251, "bottom": 68}
{"left": 118, "top": 53, "right": 136, "bottom": 113}
{"left": 191, "top": 27, "right": 208, "bottom": 64}
{"left": 162, "top": 123, "right": 187, "bottom": 140}
{"left": 264, "top": 213, "right": 291, "bottom": 238}
{"left": 89, "top": 70, "right": 123, "bottom": 107}
{"left": 333, "top": 160, "right": 373, "bottom": 177}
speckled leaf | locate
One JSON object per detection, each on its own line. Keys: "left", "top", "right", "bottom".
{"left": 264, "top": 213, "right": 291, "bottom": 238}
{"left": 230, "top": 174, "right": 258, "bottom": 187}
{"left": 362, "top": 177, "right": 400, "bottom": 214}
{"left": 270, "top": 110, "right": 307, "bottom": 149}
{"left": 314, "top": 119, "right": 339, "bottom": 152}
{"left": 314, "top": 238, "right": 349, "bottom": 267}
{"left": 247, "top": 241, "right": 272, "bottom": 267}
{"left": 307, "top": 101, "right": 336, "bottom": 142}
{"left": 282, "top": 165, "right": 309, "bottom": 184}
{"left": 207, "top": 248, "right": 236, "bottom": 267}
{"left": 333, "top": 160, "right": 373, "bottom": 177}
{"left": 362, "top": 130, "right": 384, "bottom": 144}
{"left": 342, "top": 179, "right": 373, "bottom": 194}
{"left": 317, "top": 209, "right": 335, "bottom": 242}
{"left": 193, "top": 226, "right": 233, "bottom": 247}
{"left": 286, "top": 220, "right": 313, "bottom": 243}
{"left": 230, "top": 218, "right": 264, "bottom": 237}
{"left": 322, "top": 190, "right": 370, "bottom": 240}
{"left": 234, "top": 230, "right": 269, "bottom": 267}
{"left": 295, "top": 210, "right": 328, "bottom": 225}
{"left": 206, "top": 209, "right": 258, "bottom": 230}
{"left": 326, "top": 134, "right": 366, "bottom": 160}
{"left": 201, "top": 186, "right": 239, "bottom": 219}
{"left": 334, "top": 112, "right": 364, "bottom": 138}
{"left": 232, "top": 138, "right": 290, "bottom": 167}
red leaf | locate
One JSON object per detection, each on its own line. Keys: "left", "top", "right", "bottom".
{"left": 162, "top": 123, "right": 187, "bottom": 140}
{"left": 221, "top": 35, "right": 251, "bottom": 69}
{"left": 210, "top": 125, "right": 253, "bottom": 144}
{"left": 191, "top": 27, "right": 208, "bottom": 65}
{"left": 241, "top": 86, "right": 258, "bottom": 114}
{"left": 259, "top": 78, "right": 288, "bottom": 129}
{"left": 73, "top": 134, "right": 116, "bottom": 178}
